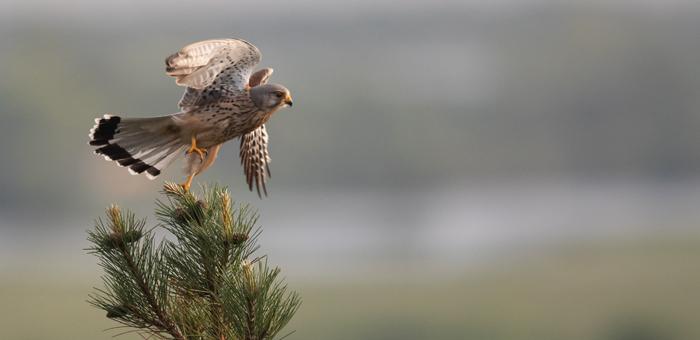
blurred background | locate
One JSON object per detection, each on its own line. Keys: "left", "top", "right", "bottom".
{"left": 2, "top": 0, "right": 700, "bottom": 339}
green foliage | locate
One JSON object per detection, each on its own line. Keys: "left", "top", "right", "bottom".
{"left": 87, "top": 183, "right": 301, "bottom": 340}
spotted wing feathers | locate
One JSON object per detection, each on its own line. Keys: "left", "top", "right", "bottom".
{"left": 165, "top": 38, "right": 261, "bottom": 90}
{"left": 177, "top": 67, "right": 273, "bottom": 112}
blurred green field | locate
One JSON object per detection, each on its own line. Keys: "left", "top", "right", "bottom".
{"left": 2, "top": 236, "right": 698, "bottom": 340}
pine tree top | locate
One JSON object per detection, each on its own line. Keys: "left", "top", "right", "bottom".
{"left": 87, "top": 183, "right": 301, "bottom": 340}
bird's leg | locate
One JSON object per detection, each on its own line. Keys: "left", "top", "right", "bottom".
{"left": 196, "top": 144, "right": 222, "bottom": 176}
{"left": 186, "top": 135, "right": 207, "bottom": 161}
{"left": 180, "top": 136, "right": 207, "bottom": 191}
{"left": 181, "top": 173, "right": 195, "bottom": 191}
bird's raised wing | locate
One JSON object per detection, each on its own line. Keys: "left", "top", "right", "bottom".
{"left": 248, "top": 68, "right": 273, "bottom": 87}
{"left": 240, "top": 125, "right": 271, "bottom": 197}
{"left": 166, "top": 39, "right": 261, "bottom": 90}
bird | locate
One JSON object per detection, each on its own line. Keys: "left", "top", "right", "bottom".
{"left": 88, "top": 38, "right": 293, "bottom": 196}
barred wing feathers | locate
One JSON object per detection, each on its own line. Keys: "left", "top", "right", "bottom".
{"left": 240, "top": 125, "right": 271, "bottom": 197}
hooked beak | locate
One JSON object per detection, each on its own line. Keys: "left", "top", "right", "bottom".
{"left": 284, "top": 94, "right": 293, "bottom": 107}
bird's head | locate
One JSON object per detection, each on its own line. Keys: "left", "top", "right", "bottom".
{"left": 250, "top": 84, "right": 293, "bottom": 112}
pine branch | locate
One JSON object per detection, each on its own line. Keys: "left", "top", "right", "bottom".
{"left": 88, "top": 183, "right": 300, "bottom": 340}
{"left": 116, "top": 233, "right": 183, "bottom": 340}
{"left": 222, "top": 259, "right": 301, "bottom": 340}
{"left": 88, "top": 206, "right": 184, "bottom": 340}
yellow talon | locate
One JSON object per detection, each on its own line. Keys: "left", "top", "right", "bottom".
{"left": 181, "top": 136, "right": 206, "bottom": 191}
{"left": 181, "top": 173, "right": 195, "bottom": 191}
{"left": 186, "top": 136, "right": 207, "bottom": 161}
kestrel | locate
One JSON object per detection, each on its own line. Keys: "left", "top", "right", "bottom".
{"left": 88, "top": 38, "right": 293, "bottom": 195}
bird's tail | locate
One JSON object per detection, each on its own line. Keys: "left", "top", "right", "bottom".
{"left": 88, "top": 114, "right": 187, "bottom": 179}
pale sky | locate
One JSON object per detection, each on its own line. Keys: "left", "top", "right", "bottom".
{"left": 2, "top": 0, "right": 698, "bottom": 20}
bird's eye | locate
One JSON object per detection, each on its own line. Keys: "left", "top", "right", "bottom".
{"left": 275, "top": 92, "right": 284, "bottom": 98}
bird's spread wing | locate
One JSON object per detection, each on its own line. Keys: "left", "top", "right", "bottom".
{"left": 166, "top": 39, "right": 261, "bottom": 90}
{"left": 240, "top": 125, "right": 271, "bottom": 197}
{"left": 166, "top": 39, "right": 261, "bottom": 111}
